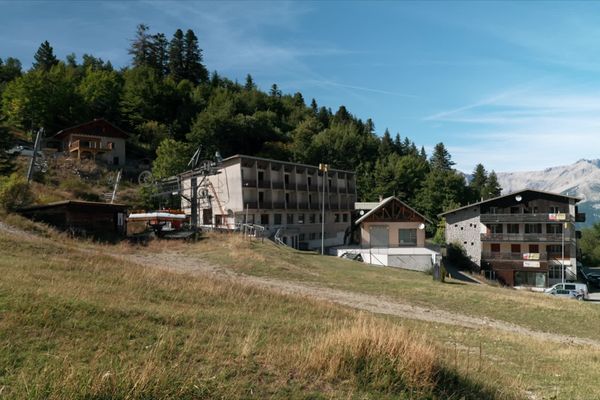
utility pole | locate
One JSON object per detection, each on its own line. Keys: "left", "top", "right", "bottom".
{"left": 319, "top": 163, "right": 328, "bottom": 255}
{"left": 110, "top": 169, "right": 122, "bottom": 204}
{"left": 27, "top": 128, "right": 43, "bottom": 183}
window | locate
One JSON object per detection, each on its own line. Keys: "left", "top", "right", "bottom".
{"left": 525, "top": 224, "right": 542, "bottom": 234}
{"left": 113, "top": 156, "right": 119, "bottom": 165}
{"left": 343, "top": 213, "right": 348, "bottom": 222}
{"left": 309, "top": 194, "right": 313, "bottom": 204}
{"left": 398, "top": 229, "right": 417, "bottom": 246}
{"left": 335, "top": 214, "right": 340, "bottom": 223}
{"left": 258, "top": 171, "right": 264, "bottom": 181}
{"left": 309, "top": 232, "right": 316, "bottom": 240}
{"left": 299, "top": 233, "right": 305, "bottom": 241}
{"left": 490, "top": 224, "right": 503, "bottom": 234}
{"left": 319, "top": 214, "right": 323, "bottom": 223}
{"left": 284, "top": 174, "right": 290, "bottom": 184}
{"left": 285, "top": 193, "right": 290, "bottom": 203}
{"left": 259, "top": 191, "right": 264, "bottom": 203}
{"left": 328, "top": 178, "right": 332, "bottom": 189}
{"left": 286, "top": 214, "right": 294, "bottom": 224}
{"left": 489, "top": 207, "right": 498, "bottom": 214}
{"left": 507, "top": 224, "right": 519, "bottom": 234}
{"left": 309, "top": 214, "right": 316, "bottom": 223}
{"left": 298, "top": 214, "right": 305, "bottom": 224}
{"left": 514, "top": 271, "right": 546, "bottom": 288}
{"left": 308, "top": 176, "right": 312, "bottom": 186}
{"left": 549, "top": 265, "right": 562, "bottom": 280}
{"left": 510, "top": 206, "right": 520, "bottom": 214}
{"left": 260, "top": 214, "right": 269, "bottom": 225}
{"left": 529, "top": 244, "right": 539, "bottom": 253}
{"left": 274, "top": 214, "right": 282, "bottom": 225}
{"left": 547, "top": 224, "right": 563, "bottom": 234}
{"left": 511, "top": 244, "right": 521, "bottom": 253}
{"left": 547, "top": 244, "right": 562, "bottom": 254}
{"left": 491, "top": 243, "right": 500, "bottom": 252}
{"left": 549, "top": 206, "right": 560, "bottom": 214}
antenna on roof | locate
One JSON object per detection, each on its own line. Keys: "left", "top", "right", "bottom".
{"left": 188, "top": 145, "right": 203, "bottom": 170}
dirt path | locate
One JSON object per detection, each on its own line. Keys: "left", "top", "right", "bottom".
{"left": 123, "top": 251, "right": 600, "bottom": 348}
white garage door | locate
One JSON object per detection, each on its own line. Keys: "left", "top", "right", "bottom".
{"left": 369, "top": 226, "right": 389, "bottom": 247}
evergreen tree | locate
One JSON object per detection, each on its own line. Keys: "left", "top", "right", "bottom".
{"left": 150, "top": 32, "right": 169, "bottom": 76}
{"left": 430, "top": 142, "right": 455, "bottom": 171}
{"left": 378, "top": 129, "right": 394, "bottom": 157}
{"left": 419, "top": 146, "right": 427, "bottom": 160}
{"left": 269, "top": 83, "right": 281, "bottom": 97}
{"left": 183, "top": 29, "right": 208, "bottom": 84}
{"left": 310, "top": 98, "right": 318, "bottom": 114}
{"left": 333, "top": 105, "right": 351, "bottom": 124}
{"left": 484, "top": 171, "right": 502, "bottom": 199}
{"left": 129, "top": 24, "right": 152, "bottom": 68}
{"left": 244, "top": 74, "right": 255, "bottom": 90}
{"left": 32, "top": 41, "right": 58, "bottom": 71}
{"left": 65, "top": 53, "right": 78, "bottom": 68}
{"left": 393, "top": 133, "right": 404, "bottom": 155}
{"left": 0, "top": 57, "right": 22, "bottom": 84}
{"left": 168, "top": 29, "right": 185, "bottom": 81}
{"left": 0, "top": 126, "right": 15, "bottom": 175}
{"left": 469, "top": 163, "right": 488, "bottom": 201}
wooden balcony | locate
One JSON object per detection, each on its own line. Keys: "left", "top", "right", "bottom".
{"left": 482, "top": 252, "right": 549, "bottom": 260}
{"left": 481, "top": 233, "right": 568, "bottom": 242}
{"left": 69, "top": 140, "right": 112, "bottom": 153}
{"left": 480, "top": 213, "right": 573, "bottom": 223}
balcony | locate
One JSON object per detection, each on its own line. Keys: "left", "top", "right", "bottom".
{"left": 481, "top": 233, "right": 569, "bottom": 242}
{"left": 308, "top": 184, "right": 319, "bottom": 192}
{"left": 244, "top": 201, "right": 258, "bottom": 209}
{"left": 242, "top": 179, "right": 257, "bottom": 188}
{"left": 482, "top": 252, "right": 548, "bottom": 260}
{"left": 272, "top": 182, "right": 284, "bottom": 190}
{"left": 480, "top": 213, "right": 573, "bottom": 223}
{"left": 297, "top": 202, "right": 309, "bottom": 209}
{"left": 272, "top": 202, "right": 285, "bottom": 209}
{"left": 257, "top": 180, "right": 270, "bottom": 189}
{"left": 69, "top": 140, "right": 113, "bottom": 153}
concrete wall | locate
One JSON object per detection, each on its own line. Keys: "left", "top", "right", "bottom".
{"left": 444, "top": 206, "right": 482, "bottom": 265}
{"left": 360, "top": 221, "right": 426, "bottom": 247}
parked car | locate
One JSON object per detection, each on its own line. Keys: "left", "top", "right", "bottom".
{"left": 7, "top": 145, "right": 43, "bottom": 158}
{"left": 546, "top": 288, "right": 584, "bottom": 300}
{"left": 582, "top": 271, "right": 600, "bottom": 288}
{"left": 545, "top": 283, "right": 589, "bottom": 300}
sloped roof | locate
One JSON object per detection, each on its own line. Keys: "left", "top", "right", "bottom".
{"left": 53, "top": 118, "right": 129, "bottom": 140}
{"left": 438, "top": 189, "right": 581, "bottom": 217}
{"left": 355, "top": 196, "right": 432, "bottom": 225}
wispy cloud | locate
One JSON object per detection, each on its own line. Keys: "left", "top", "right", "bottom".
{"left": 306, "top": 79, "right": 417, "bottom": 98}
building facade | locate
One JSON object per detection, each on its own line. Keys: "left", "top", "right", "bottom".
{"left": 441, "top": 190, "right": 585, "bottom": 287}
{"left": 336, "top": 197, "right": 439, "bottom": 271}
{"left": 52, "top": 119, "right": 128, "bottom": 166}
{"left": 180, "top": 155, "right": 357, "bottom": 250}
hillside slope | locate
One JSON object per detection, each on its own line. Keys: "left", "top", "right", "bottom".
{"left": 2, "top": 216, "right": 600, "bottom": 399}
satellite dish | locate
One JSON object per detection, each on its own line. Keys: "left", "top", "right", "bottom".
{"left": 515, "top": 195, "right": 522, "bottom": 202}
{"left": 359, "top": 210, "right": 365, "bottom": 215}
{"left": 418, "top": 223, "right": 425, "bottom": 230}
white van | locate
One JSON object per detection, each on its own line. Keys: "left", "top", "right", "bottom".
{"left": 545, "top": 283, "right": 589, "bottom": 300}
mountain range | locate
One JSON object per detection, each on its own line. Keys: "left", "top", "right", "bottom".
{"left": 496, "top": 159, "right": 600, "bottom": 227}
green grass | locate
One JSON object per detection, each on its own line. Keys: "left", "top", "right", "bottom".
{"left": 187, "top": 235, "right": 600, "bottom": 341}
{"left": 0, "top": 221, "right": 515, "bottom": 400}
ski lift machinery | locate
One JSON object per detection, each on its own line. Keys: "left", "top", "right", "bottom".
{"left": 150, "top": 146, "right": 224, "bottom": 229}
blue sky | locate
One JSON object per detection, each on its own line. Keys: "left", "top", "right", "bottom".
{"left": 2, "top": 1, "right": 600, "bottom": 173}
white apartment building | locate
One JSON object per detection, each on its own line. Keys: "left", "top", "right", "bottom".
{"left": 180, "top": 154, "right": 357, "bottom": 250}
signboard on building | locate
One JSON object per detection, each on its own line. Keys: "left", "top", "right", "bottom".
{"left": 549, "top": 213, "right": 567, "bottom": 221}
{"left": 523, "top": 261, "right": 541, "bottom": 268}
{"left": 523, "top": 253, "right": 540, "bottom": 260}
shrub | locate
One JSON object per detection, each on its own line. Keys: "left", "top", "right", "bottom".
{"left": 0, "top": 173, "right": 34, "bottom": 211}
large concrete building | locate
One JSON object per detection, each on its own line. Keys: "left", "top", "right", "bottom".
{"left": 440, "top": 189, "right": 585, "bottom": 287}
{"left": 180, "top": 154, "right": 357, "bottom": 250}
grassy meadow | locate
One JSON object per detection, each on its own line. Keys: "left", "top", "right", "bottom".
{"left": 1, "top": 216, "right": 600, "bottom": 399}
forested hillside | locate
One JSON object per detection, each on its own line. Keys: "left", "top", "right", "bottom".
{"left": 0, "top": 24, "right": 501, "bottom": 224}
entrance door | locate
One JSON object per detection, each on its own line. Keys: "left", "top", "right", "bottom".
{"left": 369, "top": 226, "right": 389, "bottom": 247}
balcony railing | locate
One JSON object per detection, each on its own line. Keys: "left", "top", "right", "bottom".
{"left": 272, "top": 182, "right": 284, "bottom": 189}
{"left": 257, "top": 180, "right": 270, "bottom": 189}
{"left": 69, "top": 140, "right": 113, "bottom": 152}
{"left": 480, "top": 213, "right": 573, "bottom": 223}
{"left": 482, "top": 252, "right": 549, "bottom": 260}
{"left": 308, "top": 184, "right": 319, "bottom": 192}
{"left": 242, "top": 179, "right": 257, "bottom": 188}
{"left": 297, "top": 202, "right": 309, "bottom": 209}
{"left": 481, "top": 233, "right": 569, "bottom": 242}
{"left": 272, "top": 202, "right": 285, "bottom": 209}
{"left": 244, "top": 202, "right": 258, "bottom": 209}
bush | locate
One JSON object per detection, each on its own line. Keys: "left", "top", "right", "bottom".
{"left": 0, "top": 173, "right": 34, "bottom": 211}
{"left": 446, "top": 242, "right": 478, "bottom": 272}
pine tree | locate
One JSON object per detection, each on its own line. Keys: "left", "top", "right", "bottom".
{"left": 183, "top": 29, "right": 208, "bottom": 84}
{"left": 430, "top": 142, "right": 455, "bottom": 171}
{"left": 269, "top": 83, "right": 281, "bottom": 97}
{"left": 484, "top": 171, "right": 502, "bottom": 199}
{"left": 150, "top": 32, "right": 169, "bottom": 76}
{"left": 129, "top": 24, "right": 152, "bottom": 68}
{"left": 419, "top": 146, "right": 427, "bottom": 160}
{"left": 244, "top": 74, "right": 255, "bottom": 90}
{"left": 32, "top": 41, "right": 58, "bottom": 71}
{"left": 168, "top": 29, "right": 185, "bottom": 81}
{"left": 469, "top": 163, "right": 488, "bottom": 200}
{"left": 394, "top": 133, "right": 404, "bottom": 155}
{"left": 310, "top": 98, "right": 318, "bottom": 114}
{"left": 378, "top": 129, "right": 394, "bottom": 157}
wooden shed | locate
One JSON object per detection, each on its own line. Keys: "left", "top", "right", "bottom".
{"left": 19, "top": 200, "right": 127, "bottom": 240}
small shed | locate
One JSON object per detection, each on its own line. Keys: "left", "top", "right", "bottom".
{"left": 19, "top": 200, "right": 127, "bottom": 240}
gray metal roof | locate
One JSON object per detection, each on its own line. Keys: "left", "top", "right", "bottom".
{"left": 355, "top": 196, "right": 432, "bottom": 225}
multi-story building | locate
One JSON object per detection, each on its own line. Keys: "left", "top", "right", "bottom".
{"left": 180, "top": 154, "right": 357, "bottom": 250}
{"left": 440, "top": 189, "right": 585, "bottom": 288}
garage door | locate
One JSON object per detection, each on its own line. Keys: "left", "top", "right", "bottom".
{"left": 369, "top": 226, "right": 389, "bottom": 247}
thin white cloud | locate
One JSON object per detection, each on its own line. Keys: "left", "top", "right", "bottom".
{"left": 306, "top": 79, "right": 417, "bottom": 98}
